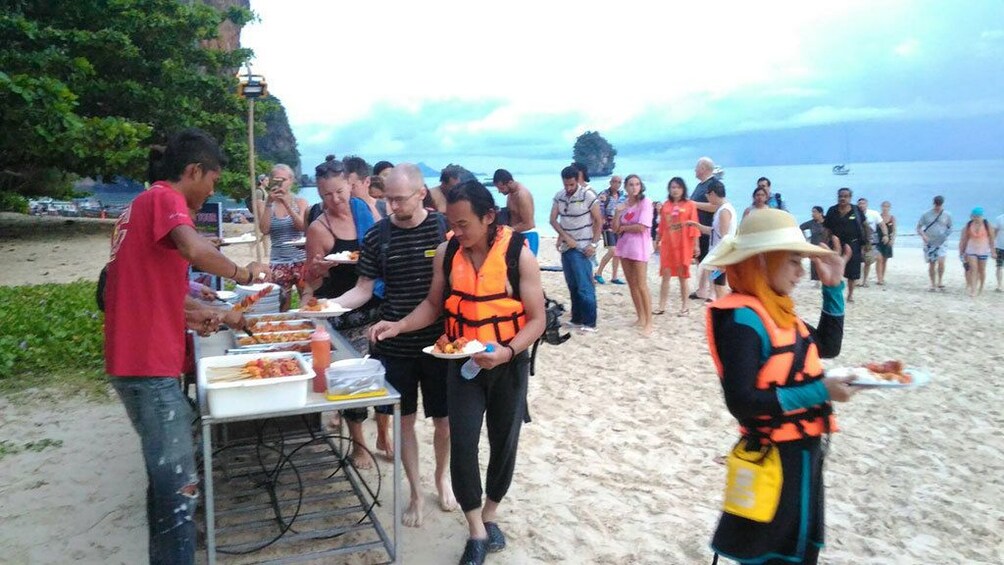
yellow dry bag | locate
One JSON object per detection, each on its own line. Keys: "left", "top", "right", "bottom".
{"left": 723, "top": 438, "right": 783, "bottom": 523}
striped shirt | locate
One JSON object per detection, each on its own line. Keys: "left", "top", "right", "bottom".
{"left": 554, "top": 185, "right": 598, "bottom": 252}
{"left": 269, "top": 204, "right": 305, "bottom": 263}
{"left": 357, "top": 213, "right": 446, "bottom": 357}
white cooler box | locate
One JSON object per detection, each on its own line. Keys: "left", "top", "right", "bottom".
{"left": 198, "top": 352, "right": 312, "bottom": 418}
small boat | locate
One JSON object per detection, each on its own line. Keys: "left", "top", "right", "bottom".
{"left": 832, "top": 164, "right": 850, "bottom": 176}
{"left": 712, "top": 166, "right": 725, "bottom": 179}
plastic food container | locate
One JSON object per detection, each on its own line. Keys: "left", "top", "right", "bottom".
{"left": 325, "top": 358, "right": 386, "bottom": 396}
{"left": 198, "top": 352, "right": 312, "bottom": 418}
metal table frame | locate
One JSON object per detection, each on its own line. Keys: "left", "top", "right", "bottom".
{"left": 195, "top": 324, "right": 401, "bottom": 564}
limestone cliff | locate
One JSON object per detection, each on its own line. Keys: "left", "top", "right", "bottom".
{"left": 196, "top": 0, "right": 301, "bottom": 172}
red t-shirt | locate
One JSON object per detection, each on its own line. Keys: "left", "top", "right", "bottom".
{"left": 104, "top": 182, "right": 194, "bottom": 377}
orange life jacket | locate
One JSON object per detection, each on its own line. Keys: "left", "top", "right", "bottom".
{"left": 443, "top": 226, "right": 526, "bottom": 344}
{"left": 705, "top": 293, "right": 836, "bottom": 443}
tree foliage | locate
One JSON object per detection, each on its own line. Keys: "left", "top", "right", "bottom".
{"left": 573, "top": 131, "right": 617, "bottom": 177}
{"left": 0, "top": 0, "right": 267, "bottom": 199}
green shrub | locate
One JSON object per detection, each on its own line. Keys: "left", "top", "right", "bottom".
{"left": 0, "top": 192, "right": 29, "bottom": 214}
{"left": 0, "top": 281, "right": 107, "bottom": 396}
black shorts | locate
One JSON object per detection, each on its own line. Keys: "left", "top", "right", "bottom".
{"left": 698, "top": 234, "right": 710, "bottom": 261}
{"left": 373, "top": 354, "right": 448, "bottom": 418}
{"left": 844, "top": 241, "right": 862, "bottom": 280}
{"left": 602, "top": 230, "right": 618, "bottom": 247}
{"left": 997, "top": 249, "right": 1004, "bottom": 268}
{"left": 876, "top": 241, "right": 893, "bottom": 259}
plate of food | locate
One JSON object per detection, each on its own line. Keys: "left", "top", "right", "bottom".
{"left": 827, "top": 360, "right": 931, "bottom": 388}
{"left": 291, "top": 297, "right": 352, "bottom": 317}
{"left": 323, "top": 250, "right": 360, "bottom": 264}
{"left": 422, "top": 335, "right": 486, "bottom": 359}
{"left": 215, "top": 290, "right": 237, "bottom": 301}
{"left": 221, "top": 233, "right": 256, "bottom": 245}
{"left": 282, "top": 237, "right": 307, "bottom": 247}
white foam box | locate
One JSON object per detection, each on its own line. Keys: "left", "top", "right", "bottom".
{"left": 198, "top": 352, "right": 313, "bottom": 418}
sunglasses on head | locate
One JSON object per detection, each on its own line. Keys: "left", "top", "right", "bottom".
{"left": 315, "top": 161, "right": 345, "bottom": 177}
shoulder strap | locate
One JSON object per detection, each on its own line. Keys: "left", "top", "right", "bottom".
{"left": 442, "top": 237, "right": 461, "bottom": 301}
{"left": 378, "top": 218, "right": 392, "bottom": 278}
{"left": 506, "top": 230, "right": 526, "bottom": 301}
{"left": 434, "top": 212, "right": 447, "bottom": 241}
{"left": 923, "top": 210, "right": 943, "bottom": 233}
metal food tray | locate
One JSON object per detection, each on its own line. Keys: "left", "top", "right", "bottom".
{"left": 232, "top": 329, "right": 314, "bottom": 348}
{"left": 243, "top": 312, "right": 300, "bottom": 323}
{"left": 244, "top": 318, "right": 316, "bottom": 333}
{"left": 226, "top": 340, "right": 311, "bottom": 355}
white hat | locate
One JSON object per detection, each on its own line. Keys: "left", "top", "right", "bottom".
{"left": 700, "top": 208, "right": 834, "bottom": 269}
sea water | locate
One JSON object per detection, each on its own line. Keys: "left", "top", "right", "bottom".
{"left": 96, "top": 158, "right": 1002, "bottom": 246}
{"left": 452, "top": 158, "right": 1003, "bottom": 246}
{"left": 301, "top": 158, "right": 1003, "bottom": 245}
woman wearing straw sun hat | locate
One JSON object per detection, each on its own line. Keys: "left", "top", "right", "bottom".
{"left": 701, "top": 209, "right": 859, "bottom": 565}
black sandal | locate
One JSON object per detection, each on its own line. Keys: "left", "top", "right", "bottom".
{"left": 458, "top": 538, "right": 488, "bottom": 565}
{"left": 653, "top": 309, "right": 665, "bottom": 315}
{"left": 484, "top": 522, "right": 507, "bottom": 553}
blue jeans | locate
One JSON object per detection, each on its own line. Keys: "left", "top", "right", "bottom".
{"left": 111, "top": 377, "right": 198, "bottom": 565}
{"left": 561, "top": 248, "right": 597, "bottom": 327}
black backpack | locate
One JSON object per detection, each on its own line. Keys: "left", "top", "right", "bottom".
{"left": 442, "top": 230, "right": 570, "bottom": 376}
{"left": 96, "top": 264, "right": 109, "bottom": 312}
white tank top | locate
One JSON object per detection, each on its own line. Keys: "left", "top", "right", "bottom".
{"left": 712, "top": 201, "right": 738, "bottom": 248}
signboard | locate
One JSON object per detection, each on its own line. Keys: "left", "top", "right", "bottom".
{"left": 190, "top": 202, "right": 223, "bottom": 290}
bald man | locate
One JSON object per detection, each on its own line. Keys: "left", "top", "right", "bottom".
{"left": 326, "top": 164, "right": 455, "bottom": 527}
{"left": 690, "top": 157, "right": 719, "bottom": 299}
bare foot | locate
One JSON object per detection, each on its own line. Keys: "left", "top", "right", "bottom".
{"left": 403, "top": 497, "right": 424, "bottom": 527}
{"left": 640, "top": 324, "right": 653, "bottom": 337}
{"left": 326, "top": 412, "right": 342, "bottom": 431}
{"left": 349, "top": 446, "right": 374, "bottom": 470}
{"left": 375, "top": 434, "right": 395, "bottom": 462}
{"left": 437, "top": 475, "right": 458, "bottom": 512}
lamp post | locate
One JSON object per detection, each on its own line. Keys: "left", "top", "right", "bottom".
{"left": 237, "top": 65, "right": 268, "bottom": 263}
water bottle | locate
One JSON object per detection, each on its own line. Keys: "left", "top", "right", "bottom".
{"left": 460, "top": 344, "right": 495, "bottom": 380}
{"left": 310, "top": 326, "right": 331, "bottom": 393}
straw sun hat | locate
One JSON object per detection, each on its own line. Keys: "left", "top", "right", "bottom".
{"left": 700, "top": 208, "right": 835, "bottom": 269}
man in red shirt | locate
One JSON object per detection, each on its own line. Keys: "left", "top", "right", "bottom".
{"left": 104, "top": 128, "right": 268, "bottom": 565}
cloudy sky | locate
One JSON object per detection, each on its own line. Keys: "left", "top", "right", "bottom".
{"left": 242, "top": 0, "right": 1004, "bottom": 171}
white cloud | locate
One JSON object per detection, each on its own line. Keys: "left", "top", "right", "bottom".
{"left": 894, "top": 38, "right": 921, "bottom": 57}
{"left": 243, "top": 0, "right": 873, "bottom": 134}
{"left": 243, "top": 0, "right": 1004, "bottom": 162}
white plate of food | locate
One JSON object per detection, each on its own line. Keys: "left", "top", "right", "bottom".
{"left": 215, "top": 290, "right": 237, "bottom": 301}
{"left": 282, "top": 237, "right": 307, "bottom": 247}
{"left": 291, "top": 298, "right": 352, "bottom": 317}
{"left": 827, "top": 361, "right": 931, "bottom": 389}
{"left": 323, "top": 250, "right": 360, "bottom": 264}
{"left": 222, "top": 234, "right": 256, "bottom": 245}
{"left": 422, "top": 336, "right": 486, "bottom": 359}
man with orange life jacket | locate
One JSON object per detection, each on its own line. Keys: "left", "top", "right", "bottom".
{"left": 699, "top": 209, "right": 860, "bottom": 565}
{"left": 371, "top": 180, "right": 545, "bottom": 565}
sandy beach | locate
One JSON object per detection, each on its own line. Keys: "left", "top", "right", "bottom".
{"left": 1, "top": 213, "right": 1003, "bottom": 564}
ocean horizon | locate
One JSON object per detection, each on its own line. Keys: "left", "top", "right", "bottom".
{"left": 94, "top": 158, "right": 1004, "bottom": 244}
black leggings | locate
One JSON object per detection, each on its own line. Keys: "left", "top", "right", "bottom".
{"left": 447, "top": 351, "right": 529, "bottom": 512}
{"left": 714, "top": 545, "right": 820, "bottom": 565}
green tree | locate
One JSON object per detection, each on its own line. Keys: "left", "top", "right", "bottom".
{"left": 0, "top": 0, "right": 261, "bottom": 199}
{"left": 573, "top": 131, "right": 617, "bottom": 177}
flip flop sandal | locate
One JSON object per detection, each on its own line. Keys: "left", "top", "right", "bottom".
{"left": 484, "top": 522, "right": 507, "bottom": 553}
{"left": 653, "top": 309, "right": 666, "bottom": 315}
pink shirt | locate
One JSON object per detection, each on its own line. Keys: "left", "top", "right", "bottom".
{"left": 105, "top": 182, "right": 194, "bottom": 377}
{"left": 615, "top": 197, "right": 654, "bottom": 262}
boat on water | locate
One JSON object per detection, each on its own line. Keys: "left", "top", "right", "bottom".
{"left": 712, "top": 166, "right": 725, "bottom": 179}
{"left": 832, "top": 164, "right": 850, "bottom": 176}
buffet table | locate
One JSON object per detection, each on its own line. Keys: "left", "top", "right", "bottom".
{"left": 194, "top": 320, "right": 401, "bottom": 564}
